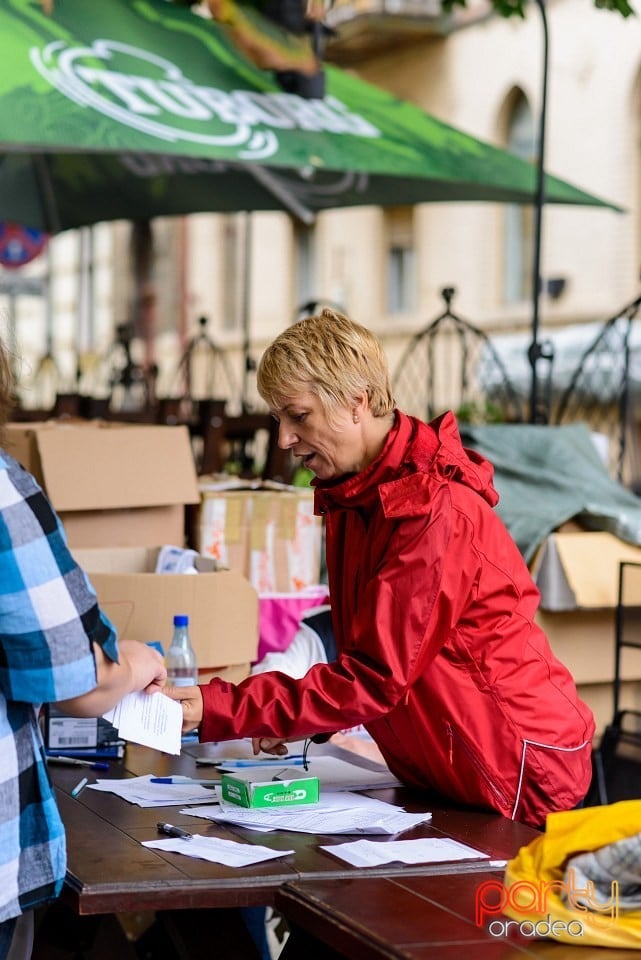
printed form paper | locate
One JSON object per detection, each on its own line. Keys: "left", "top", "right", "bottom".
{"left": 216, "top": 755, "right": 401, "bottom": 791}
{"left": 320, "top": 837, "right": 492, "bottom": 868}
{"left": 103, "top": 691, "right": 182, "bottom": 755}
{"left": 87, "top": 775, "right": 217, "bottom": 806}
{"left": 142, "top": 835, "right": 294, "bottom": 867}
{"left": 181, "top": 791, "right": 432, "bottom": 835}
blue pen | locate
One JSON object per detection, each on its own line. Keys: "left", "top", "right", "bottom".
{"left": 150, "top": 776, "right": 219, "bottom": 786}
{"left": 216, "top": 758, "right": 308, "bottom": 768}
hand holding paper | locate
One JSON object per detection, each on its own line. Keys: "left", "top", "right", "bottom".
{"left": 163, "top": 684, "right": 203, "bottom": 734}
{"left": 103, "top": 691, "right": 183, "bottom": 755}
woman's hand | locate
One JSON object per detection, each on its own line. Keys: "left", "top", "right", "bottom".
{"left": 163, "top": 684, "right": 204, "bottom": 734}
{"left": 251, "top": 737, "right": 293, "bottom": 756}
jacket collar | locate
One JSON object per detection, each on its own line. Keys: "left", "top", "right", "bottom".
{"left": 313, "top": 410, "right": 498, "bottom": 515}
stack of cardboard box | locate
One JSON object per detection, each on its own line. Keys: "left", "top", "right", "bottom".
{"left": 531, "top": 529, "right": 641, "bottom": 734}
{"left": 6, "top": 420, "right": 259, "bottom": 680}
{"left": 194, "top": 479, "right": 323, "bottom": 594}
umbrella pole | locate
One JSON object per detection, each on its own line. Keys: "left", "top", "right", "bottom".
{"left": 528, "top": 0, "right": 555, "bottom": 424}
{"left": 241, "top": 212, "right": 253, "bottom": 413}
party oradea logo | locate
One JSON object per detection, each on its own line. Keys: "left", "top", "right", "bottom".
{"left": 475, "top": 870, "right": 619, "bottom": 939}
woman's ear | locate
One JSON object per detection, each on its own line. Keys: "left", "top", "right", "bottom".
{"left": 351, "top": 391, "right": 368, "bottom": 424}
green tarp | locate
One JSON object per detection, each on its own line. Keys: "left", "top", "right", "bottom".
{"left": 460, "top": 422, "right": 641, "bottom": 563}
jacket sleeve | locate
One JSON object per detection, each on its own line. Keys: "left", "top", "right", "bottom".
{"left": 199, "top": 489, "right": 480, "bottom": 743}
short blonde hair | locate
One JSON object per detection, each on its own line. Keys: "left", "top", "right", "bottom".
{"left": 257, "top": 309, "right": 395, "bottom": 418}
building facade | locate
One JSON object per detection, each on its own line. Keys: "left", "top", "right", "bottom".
{"left": 2, "top": 0, "right": 640, "bottom": 422}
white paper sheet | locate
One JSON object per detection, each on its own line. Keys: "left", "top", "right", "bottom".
{"left": 103, "top": 691, "right": 182, "bottom": 755}
{"left": 216, "top": 755, "right": 401, "bottom": 791}
{"left": 87, "top": 774, "right": 218, "bottom": 807}
{"left": 181, "top": 791, "right": 432, "bottom": 835}
{"left": 320, "top": 837, "right": 492, "bottom": 868}
{"left": 141, "top": 835, "right": 294, "bottom": 866}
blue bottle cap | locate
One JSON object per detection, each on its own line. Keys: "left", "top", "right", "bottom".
{"left": 173, "top": 614, "right": 189, "bottom": 627}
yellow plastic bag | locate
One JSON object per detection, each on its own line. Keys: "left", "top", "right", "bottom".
{"left": 480, "top": 801, "right": 641, "bottom": 948}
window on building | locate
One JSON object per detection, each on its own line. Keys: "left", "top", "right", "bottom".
{"left": 386, "top": 207, "right": 416, "bottom": 314}
{"left": 504, "top": 93, "right": 536, "bottom": 304}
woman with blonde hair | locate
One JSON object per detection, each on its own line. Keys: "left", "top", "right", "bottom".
{"left": 167, "top": 308, "right": 594, "bottom": 829}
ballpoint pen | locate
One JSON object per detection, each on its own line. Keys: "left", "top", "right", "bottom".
{"left": 150, "top": 776, "right": 219, "bottom": 786}
{"left": 157, "top": 822, "right": 193, "bottom": 840}
{"left": 196, "top": 755, "right": 305, "bottom": 767}
{"left": 47, "top": 756, "right": 110, "bottom": 771}
{"left": 215, "top": 758, "right": 307, "bottom": 768}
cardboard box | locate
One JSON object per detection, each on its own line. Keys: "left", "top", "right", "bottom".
{"left": 530, "top": 531, "right": 641, "bottom": 735}
{"left": 73, "top": 546, "right": 258, "bottom": 673}
{"left": 531, "top": 531, "right": 641, "bottom": 612}
{"left": 196, "top": 485, "right": 323, "bottom": 593}
{"left": 197, "top": 489, "right": 250, "bottom": 575}
{"left": 5, "top": 420, "right": 199, "bottom": 548}
{"left": 221, "top": 769, "right": 320, "bottom": 808}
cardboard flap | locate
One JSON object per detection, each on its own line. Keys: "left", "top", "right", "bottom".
{"left": 36, "top": 424, "right": 199, "bottom": 511}
{"left": 82, "top": 558, "right": 258, "bottom": 668}
{"left": 534, "top": 532, "right": 641, "bottom": 610}
{"left": 73, "top": 546, "right": 160, "bottom": 573}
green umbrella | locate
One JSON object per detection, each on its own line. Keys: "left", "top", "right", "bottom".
{"left": 0, "top": 0, "right": 618, "bottom": 232}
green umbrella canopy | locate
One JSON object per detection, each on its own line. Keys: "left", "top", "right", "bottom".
{"left": 0, "top": 0, "right": 619, "bottom": 233}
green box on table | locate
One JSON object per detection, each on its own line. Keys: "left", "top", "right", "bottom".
{"left": 221, "top": 769, "right": 319, "bottom": 808}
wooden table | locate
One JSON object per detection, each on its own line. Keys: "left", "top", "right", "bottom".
{"left": 47, "top": 741, "right": 539, "bottom": 917}
{"left": 276, "top": 874, "right": 640, "bottom": 960}
{"left": 35, "top": 741, "right": 543, "bottom": 959}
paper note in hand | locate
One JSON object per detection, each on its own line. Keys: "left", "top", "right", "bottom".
{"left": 104, "top": 692, "right": 182, "bottom": 755}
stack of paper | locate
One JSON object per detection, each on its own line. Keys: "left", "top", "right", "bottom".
{"left": 181, "top": 791, "right": 431, "bottom": 835}
{"left": 87, "top": 775, "right": 217, "bottom": 806}
{"left": 215, "top": 755, "right": 401, "bottom": 792}
{"left": 103, "top": 692, "right": 183, "bottom": 755}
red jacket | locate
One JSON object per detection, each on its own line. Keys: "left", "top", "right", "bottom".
{"left": 200, "top": 411, "right": 595, "bottom": 827}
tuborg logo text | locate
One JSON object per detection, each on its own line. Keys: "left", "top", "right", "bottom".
{"left": 30, "top": 40, "right": 381, "bottom": 160}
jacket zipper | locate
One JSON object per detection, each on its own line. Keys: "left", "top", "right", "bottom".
{"left": 446, "top": 721, "right": 511, "bottom": 807}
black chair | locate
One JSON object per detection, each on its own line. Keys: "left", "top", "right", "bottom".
{"left": 590, "top": 560, "right": 641, "bottom": 804}
{"left": 200, "top": 411, "right": 294, "bottom": 483}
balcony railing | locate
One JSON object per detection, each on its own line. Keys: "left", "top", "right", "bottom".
{"left": 325, "top": 0, "right": 454, "bottom": 62}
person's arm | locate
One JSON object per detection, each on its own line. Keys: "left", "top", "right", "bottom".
{"left": 163, "top": 682, "right": 203, "bottom": 733}
{"left": 167, "top": 503, "right": 468, "bottom": 744}
{"left": 59, "top": 639, "right": 166, "bottom": 717}
{"left": 0, "top": 454, "right": 166, "bottom": 714}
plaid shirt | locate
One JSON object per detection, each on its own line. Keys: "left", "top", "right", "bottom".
{"left": 0, "top": 451, "right": 118, "bottom": 922}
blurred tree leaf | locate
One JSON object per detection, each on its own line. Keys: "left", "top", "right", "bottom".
{"left": 442, "top": 0, "right": 634, "bottom": 15}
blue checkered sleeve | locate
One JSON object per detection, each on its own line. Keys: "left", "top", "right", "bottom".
{"left": 0, "top": 451, "right": 118, "bottom": 704}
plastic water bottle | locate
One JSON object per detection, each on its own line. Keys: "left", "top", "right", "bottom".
{"left": 166, "top": 614, "right": 198, "bottom": 686}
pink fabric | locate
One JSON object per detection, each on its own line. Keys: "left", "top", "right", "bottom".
{"left": 257, "top": 588, "right": 329, "bottom": 662}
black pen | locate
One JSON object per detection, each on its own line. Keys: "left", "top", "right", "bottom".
{"left": 157, "top": 822, "right": 193, "bottom": 840}
{"left": 48, "top": 755, "right": 109, "bottom": 771}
